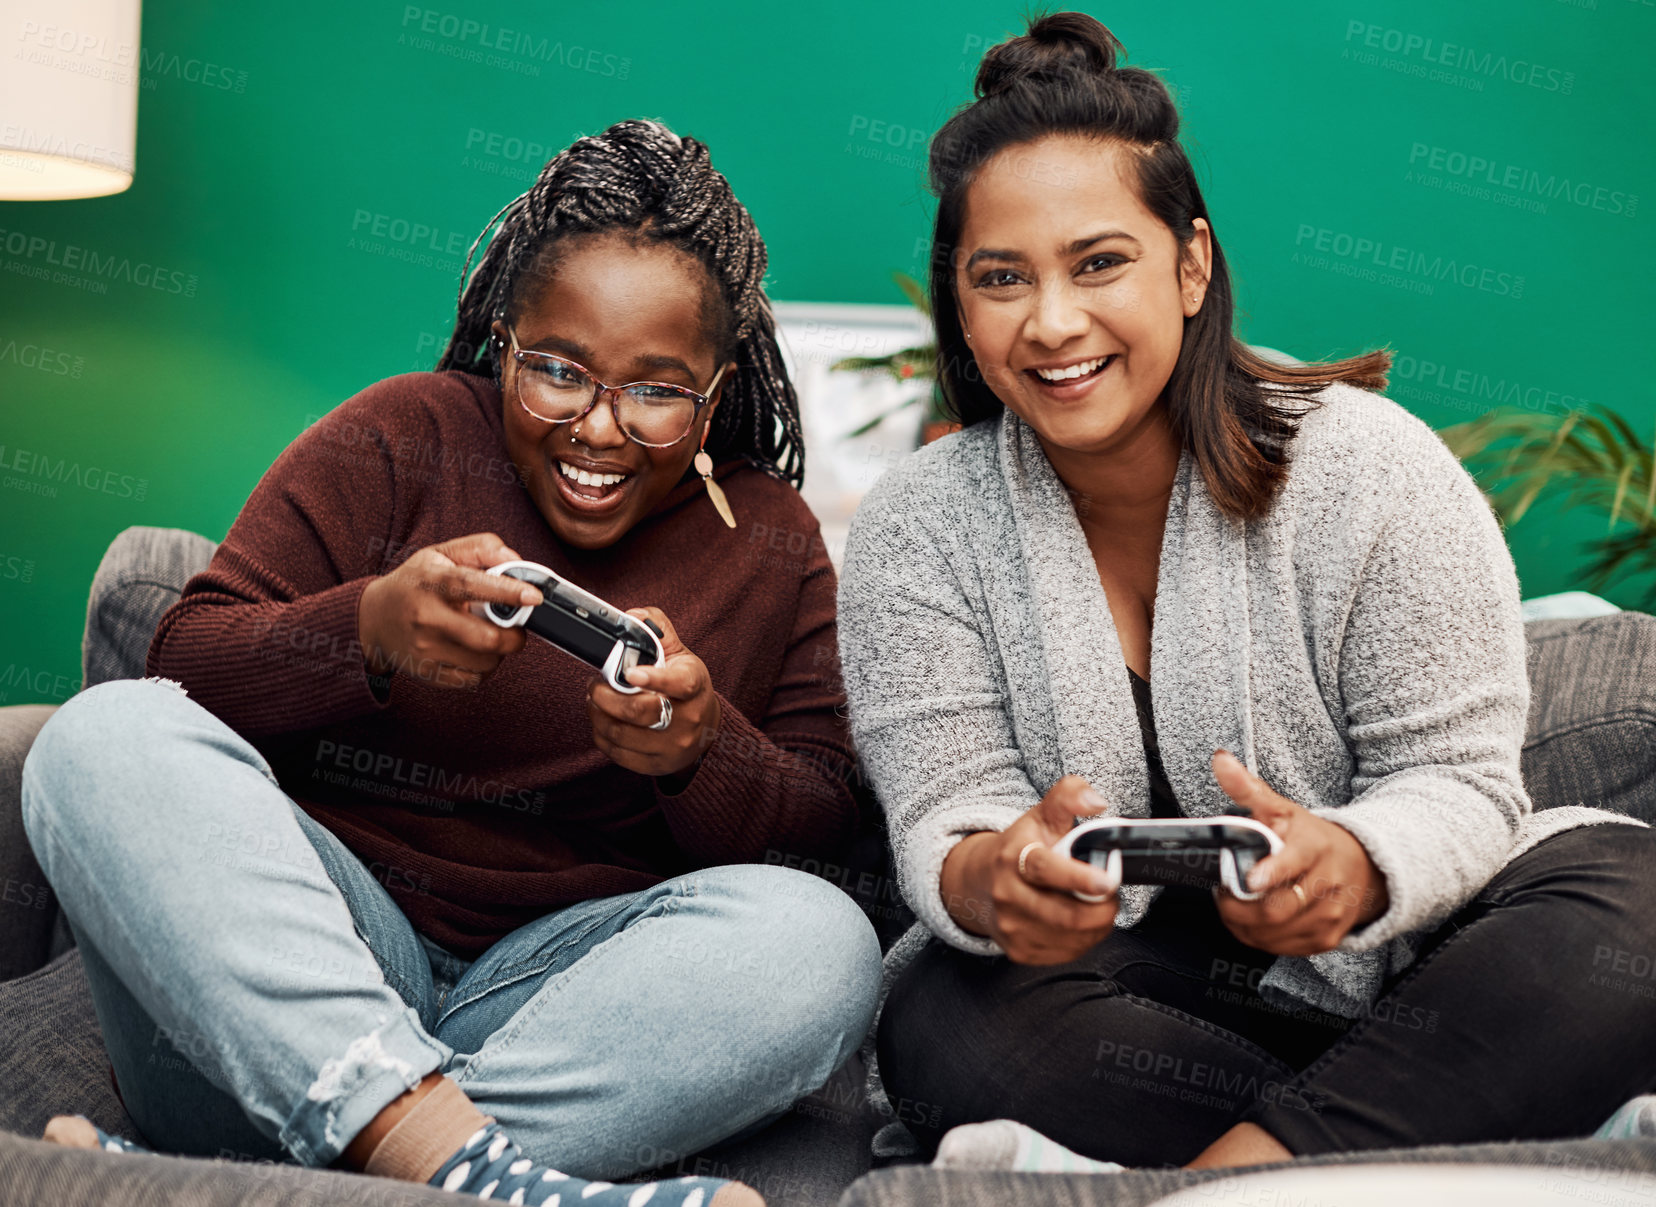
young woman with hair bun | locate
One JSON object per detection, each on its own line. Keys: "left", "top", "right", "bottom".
{"left": 839, "top": 11, "right": 1656, "bottom": 1173}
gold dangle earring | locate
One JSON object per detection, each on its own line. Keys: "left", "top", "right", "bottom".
{"left": 694, "top": 426, "right": 736, "bottom": 529}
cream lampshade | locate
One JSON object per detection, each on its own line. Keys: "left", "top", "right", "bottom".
{"left": 0, "top": 0, "right": 142, "bottom": 200}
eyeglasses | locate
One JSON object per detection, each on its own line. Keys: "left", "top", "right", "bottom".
{"left": 497, "top": 325, "right": 727, "bottom": 449}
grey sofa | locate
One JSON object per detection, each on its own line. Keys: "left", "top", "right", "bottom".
{"left": 5, "top": 526, "right": 1656, "bottom": 1207}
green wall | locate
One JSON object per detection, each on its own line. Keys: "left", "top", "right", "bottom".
{"left": 1, "top": 0, "right": 1651, "bottom": 705}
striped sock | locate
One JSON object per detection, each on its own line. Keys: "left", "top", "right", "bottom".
{"left": 427, "top": 1119, "right": 759, "bottom": 1206}
{"left": 48, "top": 1111, "right": 759, "bottom": 1205}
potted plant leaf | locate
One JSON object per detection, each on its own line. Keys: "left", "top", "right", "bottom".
{"left": 1442, "top": 402, "right": 1656, "bottom": 606}
{"left": 831, "top": 271, "right": 959, "bottom": 444}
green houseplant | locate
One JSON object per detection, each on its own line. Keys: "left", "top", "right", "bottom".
{"left": 830, "top": 271, "right": 956, "bottom": 442}
{"left": 1441, "top": 403, "right": 1656, "bottom": 606}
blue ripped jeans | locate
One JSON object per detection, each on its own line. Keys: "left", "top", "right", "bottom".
{"left": 20, "top": 678, "right": 881, "bottom": 1176}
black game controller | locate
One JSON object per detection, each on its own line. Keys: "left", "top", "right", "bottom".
{"left": 1051, "top": 816, "right": 1285, "bottom": 903}
{"left": 473, "top": 560, "right": 664, "bottom": 694}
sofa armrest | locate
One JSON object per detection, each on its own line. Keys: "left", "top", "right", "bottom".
{"left": 839, "top": 1137, "right": 1656, "bottom": 1207}
{"left": 0, "top": 705, "right": 59, "bottom": 982}
{"left": 0, "top": 527, "right": 221, "bottom": 982}
{"left": 1524, "top": 612, "right": 1656, "bottom": 818}
{"left": 82, "top": 526, "right": 218, "bottom": 691}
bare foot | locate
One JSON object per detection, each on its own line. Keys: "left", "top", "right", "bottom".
{"left": 1185, "top": 1121, "right": 1293, "bottom": 1169}
{"left": 42, "top": 1115, "right": 101, "bottom": 1149}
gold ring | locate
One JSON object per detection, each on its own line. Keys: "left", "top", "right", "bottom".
{"left": 1291, "top": 883, "right": 1308, "bottom": 906}
{"left": 1017, "top": 841, "right": 1042, "bottom": 882}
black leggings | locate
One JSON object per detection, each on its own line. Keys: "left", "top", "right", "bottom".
{"left": 879, "top": 824, "right": 1656, "bottom": 1167}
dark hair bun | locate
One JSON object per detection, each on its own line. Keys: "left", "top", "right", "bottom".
{"left": 975, "top": 12, "right": 1126, "bottom": 99}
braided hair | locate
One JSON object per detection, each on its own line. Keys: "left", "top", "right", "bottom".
{"left": 438, "top": 118, "right": 805, "bottom": 488}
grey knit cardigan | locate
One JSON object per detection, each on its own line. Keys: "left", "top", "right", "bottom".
{"left": 837, "top": 382, "right": 1642, "bottom": 1017}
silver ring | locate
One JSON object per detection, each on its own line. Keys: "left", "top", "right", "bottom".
{"left": 1016, "top": 841, "right": 1041, "bottom": 882}
{"left": 648, "top": 694, "right": 673, "bottom": 731}
{"left": 1291, "top": 883, "right": 1308, "bottom": 906}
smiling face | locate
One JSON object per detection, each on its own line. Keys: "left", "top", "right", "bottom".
{"left": 493, "top": 232, "right": 733, "bottom": 550}
{"left": 954, "top": 134, "right": 1210, "bottom": 460}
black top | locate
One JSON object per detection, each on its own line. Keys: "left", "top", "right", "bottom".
{"left": 1127, "top": 666, "right": 1182, "bottom": 818}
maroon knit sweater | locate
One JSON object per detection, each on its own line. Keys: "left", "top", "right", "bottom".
{"left": 148, "top": 371, "right": 859, "bottom": 957}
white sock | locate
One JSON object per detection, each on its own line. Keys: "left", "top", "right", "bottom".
{"left": 933, "top": 1119, "right": 1126, "bottom": 1173}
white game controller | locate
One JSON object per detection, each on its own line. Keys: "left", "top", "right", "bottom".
{"left": 472, "top": 560, "right": 664, "bottom": 694}
{"left": 1050, "top": 816, "right": 1285, "bottom": 903}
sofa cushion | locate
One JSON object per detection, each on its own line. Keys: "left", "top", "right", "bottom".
{"left": 0, "top": 949, "right": 135, "bottom": 1142}
{"left": 82, "top": 527, "right": 218, "bottom": 690}
{"left": 0, "top": 1127, "right": 468, "bottom": 1207}
{"left": 1154, "top": 1162, "right": 1656, "bottom": 1206}
{"left": 650, "top": 1053, "right": 879, "bottom": 1205}
{"left": 841, "top": 1137, "right": 1656, "bottom": 1207}
{"left": 0, "top": 705, "right": 59, "bottom": 981}
{"left": 1524, "top": 613, "right": 1656, "bottom": 819}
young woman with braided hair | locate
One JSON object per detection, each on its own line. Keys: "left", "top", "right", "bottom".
{"left": 24, "top": 118, "right": 880, "bottom": 1206}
